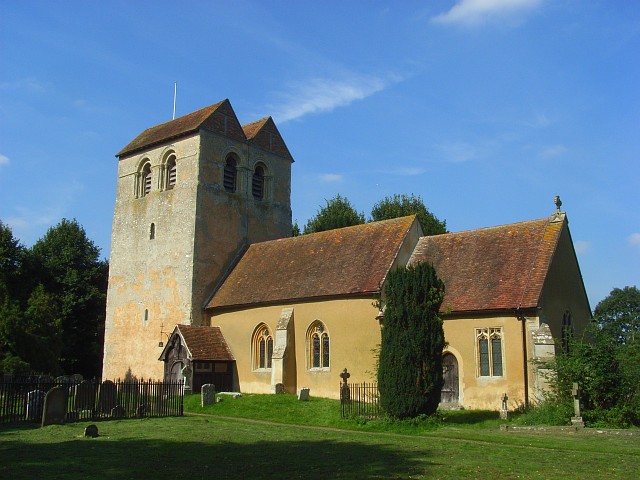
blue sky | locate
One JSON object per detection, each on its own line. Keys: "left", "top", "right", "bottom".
{"left": 0, "top": 0, "right": 638, "bottom": 306}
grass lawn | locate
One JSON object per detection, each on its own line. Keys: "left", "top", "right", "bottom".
{"left": 1, "top": 394, "right": 638, "bottom": 479}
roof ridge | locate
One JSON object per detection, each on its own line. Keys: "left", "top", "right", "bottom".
{"left": 425, "top": 217, "right": 550, "bottom": 239}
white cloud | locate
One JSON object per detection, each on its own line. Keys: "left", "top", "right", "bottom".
{"left": 0, "top": 154, "right": 9, "bottom": 166}
{"left": 539, "top": 145, "right": 568, "bottom": 158}
{"left": 0, "top": 77, "right": 47, "bottom": 92}
{"left": 271, "top": 73, "right": 402, "bottom": 123}
{"left": 628, "top": 233, "right": 640, "bottom": 248}
{"left": 574, "top": 240, "right": 591, "bottom": 254}
{"left": 319, "top": 173, "right": 344, "bottom": 183}
{"left": 438, "top": 142, "right": 478, "bottom": 163}
{"left": 432, "top": 0, "right": 543, "bottom": 26}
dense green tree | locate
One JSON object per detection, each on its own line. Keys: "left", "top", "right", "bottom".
{"left": 292, "top": 220, "right": 301, "bottom": 237}
{"left": 29, "top": 219, "right": 108, "bottom": 377}
{"left": 303, "top": 194, "right": 365, "bottom": 234}
{"left": 594, "top": 286, "right": 640, "bottom": 345}
{"left": 378, "top": 262, "right": 445, "bottom": 418}
{"left": 371, "top": 194, "right": 447, "bottom": 235}
{"left": 548, "top": 286, "right": 640, "bottom": 427}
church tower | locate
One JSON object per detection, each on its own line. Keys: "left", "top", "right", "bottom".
{"left": 102, "top": 100, "right": 293, "bottom": 380}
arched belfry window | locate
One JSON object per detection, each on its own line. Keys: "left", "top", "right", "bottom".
{"left": 252, "top": 324, "right": 273, "bottom": 370}
{"left": 307, "top": 321, "right": 330, "bottom": 370}
{"left": 224, "top": 155, "right": 237, "bottom": 193}
{"left": 141, "top": 162, "right": 152, "bottom": 197}
{"left": 165, "top": 154, "right": 176, "bottom": 190}
{"left": 252, "top": 163, "right": 265, "bottom": 201}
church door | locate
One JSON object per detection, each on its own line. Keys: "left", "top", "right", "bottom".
{"left": 441, "top": 353, "right": 459, "bottom": 404}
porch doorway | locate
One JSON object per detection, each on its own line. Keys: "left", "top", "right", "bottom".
{"left": 441, "top": 353, "right": 459, "bottom": 404}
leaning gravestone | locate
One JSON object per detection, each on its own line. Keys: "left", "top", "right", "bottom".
{"left": 111, "top": 405, "right": 126, "bottom": 419}
{"left": 26, "top": 390, "right": 46, "bottom": 421}
{"left": 42, "top": 386, "right": 68, "bottom": 426}
{"left": 201, "top": 384, "right": 216, "bottom": 407}
{"left": 298, "top": 387, "right": 310, "bottom": 401}
{"left": 98, "top": 380, "right": 117, "bottom": 415}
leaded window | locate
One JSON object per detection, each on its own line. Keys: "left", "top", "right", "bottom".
{"left": 476, "top": 328, "right": 503, "bottom": 377}
{"left": 308, "top": 321, "right": 330, "bottom": 370}
{"left": 253, "top": 324, "right": 273, "bottom": 370}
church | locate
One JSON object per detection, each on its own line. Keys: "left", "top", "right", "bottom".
{"left": 102, "top": 100, "right": 591, "bottom": 410}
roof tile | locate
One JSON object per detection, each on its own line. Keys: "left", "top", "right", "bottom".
{"left": 177, "top": 325, "right": 235, "bottom": 361}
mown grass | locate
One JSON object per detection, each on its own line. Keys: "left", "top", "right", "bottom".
{"left": 1, "top": 414, "right": 639, "bottom": 479}
{"left": 1, "top": 394, "right": 639, "bottom": 479}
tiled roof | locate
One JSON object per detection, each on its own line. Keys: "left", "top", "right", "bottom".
{"left": 177, "top": 325, "right": 235, "bottom": 361}
{"left": 117, "top": 101, "right": 228, "bottom": 157}
{"left": 207, "top": 216, "right": 418, "bottom": 310}
{"left": 242, "top": 116, "right": 293, "bottom": 160}
{"left": 409, "top": 215, "right": 565, "bottom": 314}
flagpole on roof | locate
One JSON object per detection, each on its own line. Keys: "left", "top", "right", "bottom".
{"left": 173, "top": 82, "right": 177, "bottom": 120}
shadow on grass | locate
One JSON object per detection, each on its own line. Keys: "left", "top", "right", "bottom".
{"left": 443, "top": 410, "right": 500, "bottom": 425}
{"left": 0, "top": 430, "right": 434, "bottom": 479}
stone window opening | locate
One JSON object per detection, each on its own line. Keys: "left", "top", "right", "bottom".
{"left": 252, "top": 324, "right": 273, "bottom": 370}
{"left": 477, "top": 327, "right": 503, "bottom": 377}
{"left": 165, "top": 154, "right": 177, "bottom": 190}
{"left": 252, "top": 164, "right": 266, "bottom": 201}
{"left": 561, "top": 310, "right": 573, "bottom": 353}
{"left": 224, "top": 155, "right": 238, "bottom": 193}
{"left": 150, "top": 223, "right": 155, "bottom": 240}
{"left": 307, "top": 321, "right": 330, "bottom": 370}
{"left": 139, "top": 161, "right": 152, "bottom": 197}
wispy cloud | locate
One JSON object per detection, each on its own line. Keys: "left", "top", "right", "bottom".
{"left": 574, "top": 240, "right": 591, "bottom": 254}
{"left": 539, "top": 145, "right": 568, "bottom": 158}
{"left": 271, "top": 73, "right": 402, "bottom": 123}
{"left": 628, "top": 233, "right": 640, "bottom": 248}
{"left": 0, "top": 77, "right": 47, "bottom": 92}
{"left": 0, "top": 154, "right": 9, "bottom": 167}
{"left": 319, "top": 173, "right": 344, "bottom": 183}
{"left": 432, "top": 0, "right": 544, "bottom": 26}
{"left": 438, "top": 142, "right": 479, "bottom": 163}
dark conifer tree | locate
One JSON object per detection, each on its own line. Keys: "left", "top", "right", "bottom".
{"left": 378, "top": 262, "right": 445, "bottom": 418}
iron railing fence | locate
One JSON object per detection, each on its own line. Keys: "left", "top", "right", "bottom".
{"left": 0, "top": 377, "right": 183, "bottom": 425}
{"left": 340, "top": 381, "right": 381, "bottom": 419}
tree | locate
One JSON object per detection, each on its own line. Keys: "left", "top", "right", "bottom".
{"left": 29, "top": 219, "right": 109, "bottom": 377}
{"left": 594, "top": 286, "right": 640, "bottom": 345}
{"left": 303, "top": 194, "right": 365, "bottom": 234}
{"left": 378, "top": 262, "right": 446, "bottom": 418}
{"left": 371, "top": 194, "right": 447, "bottom": 235}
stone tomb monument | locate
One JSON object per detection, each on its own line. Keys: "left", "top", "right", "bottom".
{"left": 98, "top": 380, "right": 117, "bottom": 415}
{"left": 201, "top": 384, "right": 216, "bottom": 407}
{"left": 74, "top": 380, "right": 97, "bottom": 413}
{"left": 42, "top": 386, "right": 68, "bottom": 426}
{"left": 298, "top": 387, "right": 310, "bottom": 401}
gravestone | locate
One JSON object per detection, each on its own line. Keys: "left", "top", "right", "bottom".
{"left": 274, "top": 383, "right": 285, "bottom": 394}
{"left": 111, "top": 405, "right": 126, "bottom": 418}
{"left": 42, "top": 386, "right": 68, "bottom": 426}
{"left": 98, "top": 380, "right": 117, "bottom": 414}
{"left": 26, "top": 390, "right": 45, "bottom": 421}
{"left": 571, "top": 382, "right": 584, "bottom": 428}
{"left": 137, "top": 403, "right": 147, "bottom": 418}
{"left": 181, "top": 364, "right": 193, "bottom": 393}
{"left": 84, "top": 424, "right": 99, "bottom": 438}
{"left": 500, "top": 393, "right": 509, "bottom": 420}
{"left": 201, "top": 384, "right": 216, "bottom": 407}
{"left": 297, "top": 387, "right": 310, "bottom": 401}
{"left": 340, "top": 368, "right": 351, "bottom": 402}
{"left": 74, "top": 381, "right": 97, "bottom": 412}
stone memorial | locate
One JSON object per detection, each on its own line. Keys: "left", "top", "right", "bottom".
{"left": 98, "top": 380, "right": 117, "bottom": 414}
{"left": 26, "top": 390, "right": 45, "bottom": 421}
{"left": 74, "top": 380, "right": 97, "bottom": 412}
{"left": 111, "top": 405, "right": 126, "bottom": 418}
{"left": 181, "top": 364, "right": 193, "bottom": 393}
{"left": 42, "top": 386, "right": 68, "bottom": 426}
{"left": 274, "top": 383, "right": 285, "bottom": 394}
{"left": 571, "top": 382, "right": 584, "bottom": 428}
{"left": 298, "top": 387, "right": 310, "bottom": 401}
{"left": 84, "top": 424, "right": 99, "bottom": 438}
{"left": 340, "top": 368, "right": 351, "bottom": 402}
{"left": 500, "top": 393, "right": 509, "bottom": 420}
{"left": 201, "top": 384, "right": 216, "bottom": 407}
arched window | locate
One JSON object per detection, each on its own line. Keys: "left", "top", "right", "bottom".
{"left": 307, "top": 321, "right": 330, "bottom": 369}
{"left": 561, "top": 310, "right": 573, "bottom": 352}
{"left": 252, "top": 164, "right": 265, "bottom": 200}
{"left": 252, "top": 324, "right": 273, "bottom": 370}
{"left": 165, "top": 154, "right": 176, "bottom": 190}
{"left": 141, "top": 162, "right": 152, "bottom": 197}
{"left": 477, "top": 328, "right": 503, "bottom": 377}
{"left": 224, "top": 155, "right": 237, "bottom": 193}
